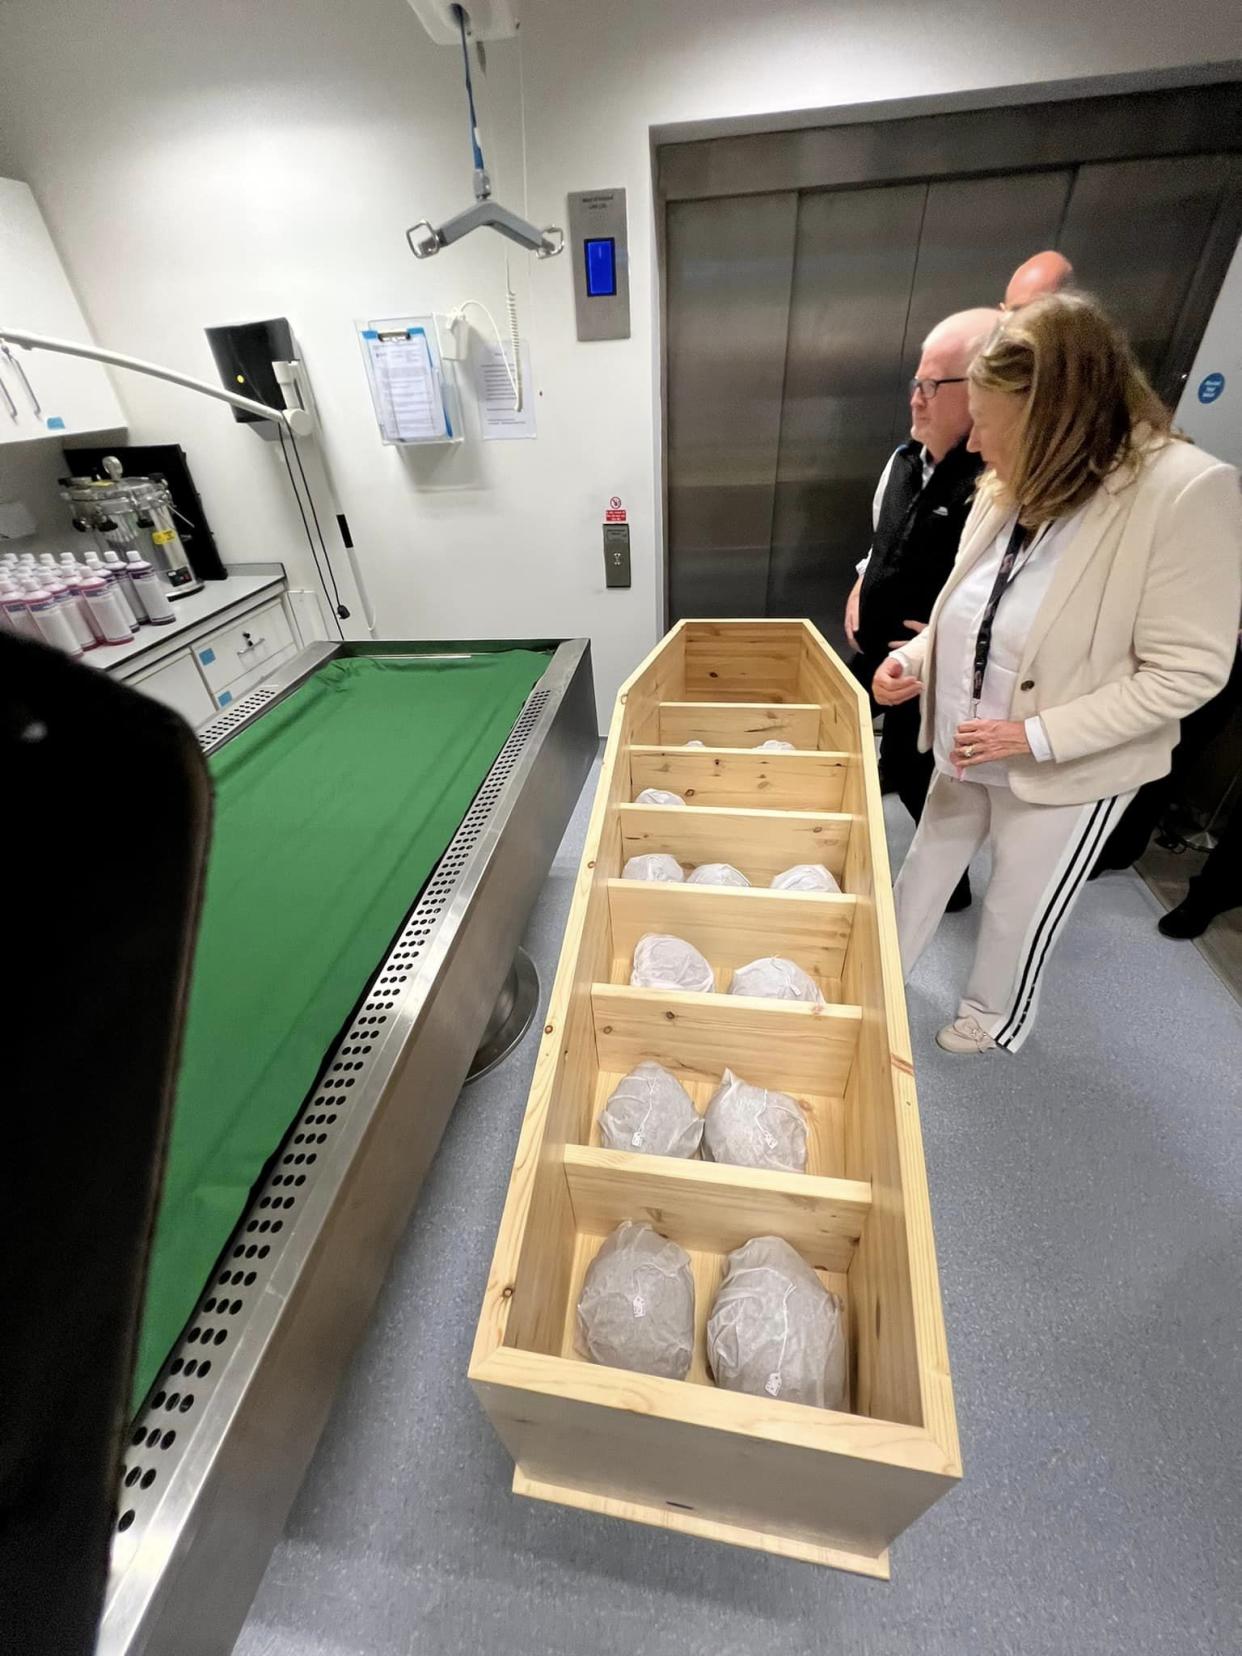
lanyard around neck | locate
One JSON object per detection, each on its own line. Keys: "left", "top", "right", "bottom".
{"left": 970, "top": 518, "right": 1045, "bottom": 706}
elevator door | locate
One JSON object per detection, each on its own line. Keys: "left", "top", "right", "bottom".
{"left": 664, "top": 140, "right": 1240, "bottom": 650}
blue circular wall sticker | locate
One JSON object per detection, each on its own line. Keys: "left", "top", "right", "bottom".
{"left": 1197, "top": 372, "right": 1225, "bottom": 405}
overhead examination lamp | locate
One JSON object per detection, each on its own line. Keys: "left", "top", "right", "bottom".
{"left": 404, "top": 4, "right": 563, "bottom": 261}
{"left": 0, "top": 325, "right": 313, "bottom": 435}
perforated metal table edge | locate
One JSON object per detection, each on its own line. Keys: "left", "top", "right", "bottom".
{"left": 98, "top": 637, "right": 594, "bottom": 1656}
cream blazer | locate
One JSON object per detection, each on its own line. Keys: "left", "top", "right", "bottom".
{"left": 900, "top": 437, "right": 1242, "bottom": 806}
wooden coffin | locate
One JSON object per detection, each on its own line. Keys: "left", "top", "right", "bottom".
{"left": 470, "top": 620, "right": 960, "bottom": 1579}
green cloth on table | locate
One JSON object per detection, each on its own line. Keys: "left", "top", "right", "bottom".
{"left": 134, "top": 650, "right": 549, "bottom": 1407}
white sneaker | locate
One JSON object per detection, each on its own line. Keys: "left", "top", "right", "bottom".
{"left": 936, "top": 1014, "right": 997, "bottom": 1054}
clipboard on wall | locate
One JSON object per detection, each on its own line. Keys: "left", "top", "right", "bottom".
{"left": 356, "top": 315, "right": 462, "bottom": 446}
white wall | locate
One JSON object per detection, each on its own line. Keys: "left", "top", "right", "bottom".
{"left": 1, "top": 0, "right": 1238, "bottom": 718}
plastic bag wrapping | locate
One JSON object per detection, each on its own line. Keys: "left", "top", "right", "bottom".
{"left": 631, "top": 933, "right": 716, "bottom": 994}
{"left": 576, "top": 1221, "right": 695, "bottom": 1380}
{"left": 729, "top": 956, "right": 824, "bottom": 1003}
{"left": 706, "top": 1236, "right": 846, "bottom": 1409}
{"left": 770, "top": 863, "right": 841, "bottom": 894}
{"left": 686, "top": 863, "right": 751, "bottom": 888}
{"left": 754, "top": 739, "right": 795, "bottom": 751}
{"left": 622, "top": 854, "right": 685, "bottom": 883}
{"left": 702, "top": 1069, "right": 808, "bottom": 1172}
{"left": 599, "top": 1061, "right": 703, "bottom": 1159}
{"left": 635, "top": 788, "right": 686, "bottom": 807}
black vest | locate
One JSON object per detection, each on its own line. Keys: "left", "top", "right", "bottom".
{"left": 855, "top": 438, "right": 983, "bottom": 667}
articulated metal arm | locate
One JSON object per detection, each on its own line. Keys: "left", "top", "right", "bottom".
{"left": 0, "top": 325, "right": 314, "bottom": 436}
{"left": 406, "top": 200, "right": 563, "bottom": 260}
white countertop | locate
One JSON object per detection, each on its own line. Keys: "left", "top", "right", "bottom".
{"left": 87, "top": 568, "right": 286, "bottom": 676}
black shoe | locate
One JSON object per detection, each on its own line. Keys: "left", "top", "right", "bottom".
{"left": 945, "top": 876, "right": 972, "bottom": 914}
{"left": 1158, "top": 895, "right": 1218, "bottom": 939}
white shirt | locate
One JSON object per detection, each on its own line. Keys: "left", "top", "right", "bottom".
{"left": 896, "top": 509, "right": 1085, "bottom": 786}
{"left": 856, "top": 448, "right": 935, "bottom": 576}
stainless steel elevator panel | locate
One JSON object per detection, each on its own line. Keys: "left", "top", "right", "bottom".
{"left": 763, "top": 170, "right": 1077, "bottom": 643}
{"left": 666, "top": 193, "right": 797, "bottom": 620}
{"left": 1058, "top": 155, "right": 1236, "bottom": 399}
{"left": 763, "top": 184, "right": 924, "bottom": 633}
{"left": 661, "top": 84, "right": 1241, "bottom": 635}
{"left": 895, "top": 170, "right": 1074, "bottom": 421}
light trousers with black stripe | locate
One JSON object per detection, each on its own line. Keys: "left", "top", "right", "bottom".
{"left": 894, "top": 772, "right": 1136, "bottom": 1051}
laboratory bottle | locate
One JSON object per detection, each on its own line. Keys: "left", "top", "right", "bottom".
{"left": 62, "top": 567, "right": 106, "bottom": 648}
{"left": 126, "top": 550, "right": 175, "bottom": 624}
{"left": 97, "top": 560, "right": 133, "bottom": 622}
{"left": 27, "top": 587, "right": 83, "bottom": 656}
{"left": 103, "top": 548, "right": 145, "bottom": 626}
{"left": 66, "top": 566, "right": 107, "bottom": 645}
{"left": 80, "top": 574, "right": 134, "bottom": 645}
{"left": 1, "top": 584, "right": 39, "bottom": 637}
{"left": 46, "top": 571, "right": 98, "bottom": 652}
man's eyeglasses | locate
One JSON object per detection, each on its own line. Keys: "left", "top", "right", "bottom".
{"left": 910, "top": 376, "right": 967, "bottom": 400}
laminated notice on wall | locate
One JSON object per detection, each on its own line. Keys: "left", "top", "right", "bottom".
{"left": 476, "top": 340, "right": 537, "bottom": 441}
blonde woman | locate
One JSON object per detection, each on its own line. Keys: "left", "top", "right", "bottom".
{"left": 875, "top": 293, "right": 1242, "bottom": 1054}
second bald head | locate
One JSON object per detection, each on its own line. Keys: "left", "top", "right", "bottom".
{"left": 1004, "top": 250, "right": 1075, "bottom": 312}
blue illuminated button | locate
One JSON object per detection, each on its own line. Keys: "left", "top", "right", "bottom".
{"left": 584, "top": 237, "right": 617, "bottom": 298}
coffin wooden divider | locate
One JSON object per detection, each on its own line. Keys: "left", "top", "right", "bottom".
{"left": 656, "top": 701, "right": 822, "bottom": 748}
{"left": 618, "top": 801, "right": 853, "bottom": 885}
{"left": 629, "top": 743, "right": 852, "bottom": 811}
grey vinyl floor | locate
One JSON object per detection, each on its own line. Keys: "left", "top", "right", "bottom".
{"left": 234, "top": 763, "right": 1242, "bottom": 1656}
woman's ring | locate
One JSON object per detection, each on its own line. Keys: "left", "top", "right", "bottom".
{"left": 964, "top": 744, "right": 976, "bottom": 757}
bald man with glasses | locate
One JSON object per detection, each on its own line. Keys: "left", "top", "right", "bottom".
{"left": 846, "top": 307, "right": 998, "bottom": 911}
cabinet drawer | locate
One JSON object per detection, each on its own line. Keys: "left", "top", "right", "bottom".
{"left": 194, "top": 600, "right": 293, "bottom": 693}
{"left": 128, "top": 652, "right": 217, "bottom": 729}
{"left": 211, "top": 640, "right": 300, "bottom": 710}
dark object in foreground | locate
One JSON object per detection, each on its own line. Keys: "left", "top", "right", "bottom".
{"left": 0, "top": 634, "right": 210, "bottom": 1656}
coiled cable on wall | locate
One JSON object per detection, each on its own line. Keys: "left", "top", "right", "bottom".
{"left": 505, "top": 257, "right": 523, "bottom": 413}
{"left": 442, "top": 296, "right": 521, "bottom": 411}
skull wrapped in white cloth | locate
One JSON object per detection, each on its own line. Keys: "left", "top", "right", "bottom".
{"left": 769, "top": 863, "right": 840, "bottom": 894}
{"left": 729, "top": 956, "right": 823, "bottom": 1003}
{"left": 706, "top": 1236, "right": 846, "bottom": 1409}
{"left": 702, "top": 1069, "right": 807, "bottom": 1172}
{"left": 599, "top": 1061, "right": 703, "bottom": 1158}
{"left": 631, "top": 933, "right": 716, "bottom": 993}
{"left": 576, "top": 1221, "right": 695, "bottom": 1380}
{"left": 754, "top": 739, "right": 795, "bottom": 751}
{"left": 635, "top": 788, "right": 686, "bottom": 807}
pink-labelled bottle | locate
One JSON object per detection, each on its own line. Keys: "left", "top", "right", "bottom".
{"left": 93, "top": 559, "right": 135, "bottom": 631}
{"left": 102, "top": 548, "right": 146, "bottom": 627}
{"left": 126, "top": 549, "right": 175, "bottom": 624}
{"left": 80, "top": 573, "right": 134, "bottom": 645}
{"left": 44, "top": 570, "right": 98, "bottom": 652}
{"left": 1, "top": 582, "right": 40, "bottom": 639}
{"left": 27, "top": 586, "right": 84, "bottom": 656}
{"left": 65, "top": 564, "right": 107, "bottom": 645}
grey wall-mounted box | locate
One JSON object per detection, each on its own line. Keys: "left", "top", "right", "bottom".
{"left": 568, "top": 189, "right": 630, "bottom": 342}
